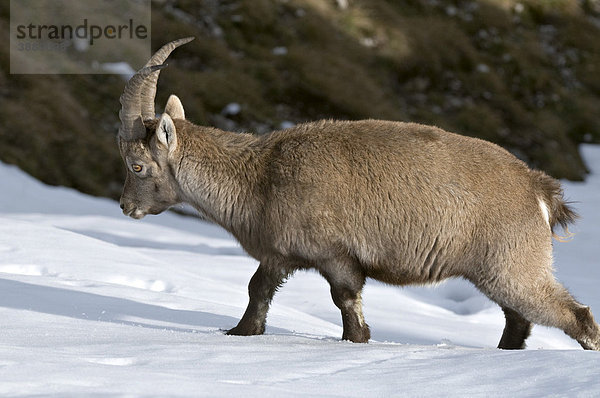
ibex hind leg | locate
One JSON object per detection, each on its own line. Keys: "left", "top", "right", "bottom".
{"left": 498, "top": 307, "right": 532, "bottom": 349}
{"left": 519, "top": 282, "right": 600, "bottom": 350}
{"left": 480, "top": 271, "right": 600, "bottom": 350}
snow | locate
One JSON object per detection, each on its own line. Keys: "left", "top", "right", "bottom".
{"left": 1, "top": 145, "right": 600, "bottom": 396}
{"left": 100, "top": 62, "right": 136, "bottom": 79}
{"left": 221, "top": 102, "right": 241, "bottom": 116}
{"left": 272, "top": 46, "right": 288, "bottom": 56}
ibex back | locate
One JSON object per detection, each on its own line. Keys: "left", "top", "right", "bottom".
{"left": 117, "top": 38, "right": 600, "bottom": 350}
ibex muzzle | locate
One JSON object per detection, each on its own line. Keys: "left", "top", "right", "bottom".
{"left": 117, "top": 38, "right": 600, "bottom": 350}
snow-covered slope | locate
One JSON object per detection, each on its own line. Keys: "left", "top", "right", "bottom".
{"left": 1, "top": 146, "right": 600, "bottom": 396}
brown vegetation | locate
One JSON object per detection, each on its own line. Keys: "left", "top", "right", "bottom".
{"left": 1, "top": 0, "right": 600, "bottom": 198}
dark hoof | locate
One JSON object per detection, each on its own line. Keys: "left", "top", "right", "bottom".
{"left": 226, "top": 323, "right": 264, "bottom": 336}
{"left": 342, "top": 325, "right": 371, "bottom": 343}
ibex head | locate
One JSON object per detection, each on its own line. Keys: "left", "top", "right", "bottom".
{"left": 117, "top": 37, "right": 193, "bottom": 219}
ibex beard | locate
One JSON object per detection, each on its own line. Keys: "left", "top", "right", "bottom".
{"left": 117, "top": 37, "right": 600, "bottom": 350}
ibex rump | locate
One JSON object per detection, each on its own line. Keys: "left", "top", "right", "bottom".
{"left": 117, "top": 38, "right": 600, "bottom": 350}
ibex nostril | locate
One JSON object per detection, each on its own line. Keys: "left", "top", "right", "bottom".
{"left": 120, "top": 203, "right": 125, "bottom": 210}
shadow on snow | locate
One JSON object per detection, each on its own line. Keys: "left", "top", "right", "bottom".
{"left": 0, "top": 278, "right": 287, "bottom": 335}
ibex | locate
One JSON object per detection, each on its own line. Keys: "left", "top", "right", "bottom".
{"left": 118, "top": 38, "right": 600, "bottom": 350}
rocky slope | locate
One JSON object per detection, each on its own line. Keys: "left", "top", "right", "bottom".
{"left": 1, "top": 0, "right": 600, "bottom": 198}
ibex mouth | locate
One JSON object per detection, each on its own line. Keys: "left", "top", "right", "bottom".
{"left": 125, "top": 208, "right": 146, "bottom": 220}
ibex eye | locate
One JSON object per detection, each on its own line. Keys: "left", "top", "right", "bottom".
{"left": 132, "top": 164, "right": 143, "bottom": 173}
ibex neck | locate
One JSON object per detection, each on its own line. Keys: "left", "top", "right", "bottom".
{"left": 174, "top": 123, "right": 263, "bottom": 238}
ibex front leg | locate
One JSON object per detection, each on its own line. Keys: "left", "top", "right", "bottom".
{"left": 227, "top": 263, "right": 290, "bottom": 336}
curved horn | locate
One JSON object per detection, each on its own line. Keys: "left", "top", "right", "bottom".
{"left": 118, "top": 64, "right": 167, "bottom": 141}
{"left": 140, "top": 37, "right": 195, "bottom": 121}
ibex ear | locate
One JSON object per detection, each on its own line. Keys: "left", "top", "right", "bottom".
{"left": 164, "top": 94, "right": 185, "bottom": 120}
{"left": 156, "top": 113, "right": 177, "bottom": 153}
